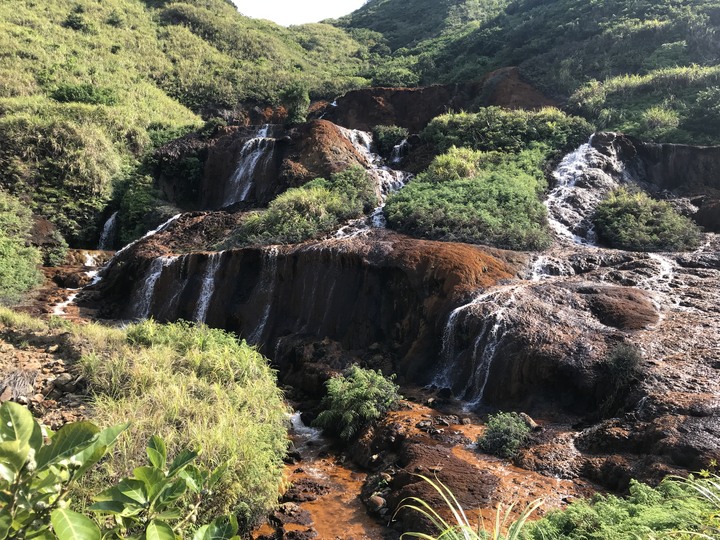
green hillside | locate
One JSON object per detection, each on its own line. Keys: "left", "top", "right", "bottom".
{"left": 338, "top": 0, "right": 720, "bottom": 143}
{"left": 0, "top": 0, "right": 374, "bottom": 246}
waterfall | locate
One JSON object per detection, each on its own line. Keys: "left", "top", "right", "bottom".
{"left": 193, "top": 253, "right": 223, "bottom": 323}
{"left": 133, "top": 256, "right": 177, "bottom": 319}
{"left": 248, "top": 247, "right": 279, "bottom": 345}
{"left": 224, "top": 125, "right": 276, "bottom": 207}
{"left": 432, "top": 285, "right": 521, "bottom": 404}
{"left": 113, "top": 214, "right": 182, "bottom": 259}
{"left": 336, "top": 127, "right": 413, "bottom": 235}
{"left": 390, "top": 138, "right": 409, "bottom": 165}
{"left": 97, "top": 211, "right": 118, "bottom": 250}
{"left": 545, "top": 135, "right": 629, "bottom": 245}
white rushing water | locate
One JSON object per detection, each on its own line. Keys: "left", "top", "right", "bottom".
{"left": 248, "top": 247, "right": 279, "bottom": 344}
{"left": 335, "top": 127, "right": 413, "bottom": 235}
{"left": 97, "top": 211, "right": 118, "bottom": 250}
{"left": 224, "top": 124, "right": 276, "bottom": 207}
{"left": 545, "top": 135, "right": 629, "bottom": 245}
{"left": 133, "top": 256, "right": 178, "bottom": 319}
{"left": 193, "top": 253, "right": 223, "bottom": 322}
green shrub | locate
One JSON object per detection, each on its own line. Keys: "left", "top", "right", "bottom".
{"left": 225, "top": 166, "right": 376, "bottom": 247}
{"left": 0, "top": 191, "right": 42, "bottom": 304}
{"left": 313, "top": 365, "right": 401, "bottom": 442}
{"left": 0, "top": 401, "right": 241, "bottom": 540}
{"left": 526, "top": 477, "right": 718, "bottom": 540}
{"left": 422, "top": 108, "right": 594, "bottom": 154}
{"left": 42, "top": 230, "right": 69, "bottom": 267}
{"left": 372, "top": 125, "right": 409, "bottom": 156}
{"left": 476, "top": 411, "right": 530, "bottom": 459}
{"left": 593, "top": 188, "right": 702, "bottom": 251}
{"left": 280, "top": 82, "right": 310, "bottom": 125}
{"left": 51, "top": 84, "right": 119, "bottom": 106}
{"left": 384, "top": 147, "right": 552, "bottom": 250}
{"left": 599, "top": 343, "right": 643, "bottom": 416}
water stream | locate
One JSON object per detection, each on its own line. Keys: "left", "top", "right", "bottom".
{"left": 224, "top": 124, "right": 276, "bottom": 207}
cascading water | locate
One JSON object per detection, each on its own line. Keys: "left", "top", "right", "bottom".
{"left": 390, "top": 138, "right": 408, "bottom": 165}
{"left": 193, "top": 253, "right": 223, "bottom": 322}
{"left": 133, "top": 256, "right": 177, "bottom": 319}
{"left": 432, "top": 285, "right": 521, "bottom": 403}
{"left": 223, "top": 124, "right": 276, "bottom": 207}
{"left": 247, "top": 247, "right": 279, "bottom": 344}
{"left": 97, "top": 211, "right": 118, "bottom": 250}
{"left": 335, "top": 127, "right": 413, "bottom": 236}
{"left": 545, "top": 135, "right": 629, "bottom": 245}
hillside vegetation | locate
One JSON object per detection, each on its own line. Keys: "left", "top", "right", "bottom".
{"left": 0, "top": 0, "right": 376, "bottom": 246}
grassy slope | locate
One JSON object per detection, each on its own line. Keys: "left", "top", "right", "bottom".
{"left": 0, "top": 0, "right": 374, "bottom": 246}
{"left": 338, "top": 0, "right": 720, "bottom": 143}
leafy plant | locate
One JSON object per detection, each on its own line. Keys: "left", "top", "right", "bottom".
{"left": 598, "top": 343, "right": 643, "bottom": 416}
{"left": 476, "top": 412, "right": 530, "bottom": 459}
{"left": 0, "top": 401, "right": 128, "bottom": 539}
{"left": 394, "top": 474, "right": 542, "bottom": 540}
{"left": 313, "top": 365, "right": 401, "bottom": 442}
{"left": 0, "top": 191, "right": 42, "bottom": 304}
{"left": 593, "top": 188, "right": 702, "bottom": 251}
{"left": 90, "top": 435, "right": 238, "bottom": 539}
{"left": 280, "top": 82, "right": 310, "bottom": 125}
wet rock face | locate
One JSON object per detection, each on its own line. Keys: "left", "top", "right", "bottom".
{"left": 314, "top": 68, "right": 557, "bottom": 132}
{"left": 155, "top": 120, "right": 368, "bottom": 211}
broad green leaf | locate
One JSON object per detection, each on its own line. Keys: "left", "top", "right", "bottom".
{"left": 36, "top": 422, "right": 100, "bottom": 470}
{"left": 50, "top": 509, "right": 101, "bottom": 540}
{"left": 25, "top": 529, "right": 55, "bottom": 540}
{"left": 87, "top": 500, "right": 126, "bottom": 514}
{"left": 0, "top": 508, "right": 11, "bottom": 540}
{"left": 147, "top": 436, "right": 167, "bottom": 470}
{"left": 133, "top": 466, "right": 166, "bottom": 501}
{"left": 29, "top": 421, "right": 43, "bottom": 454}
{"left": 73, "top": 422, "right": 129, "bottom": 477}
{"left": 201, "top": 516, "right": 238, "bottom": 540}
{"left": 178, "top": 465, "right": 205, "bottom": 493}
{"left": 0, "top": 402, "right": 35, "bottom": 446}
{"left": 0, "top": 441, "right": 28, "bottom": 484}
{"left": 155, "top": 479, "right": 186, "bottom": 507}
{"left": 207, "top": 463, "right": 228, "bottom": 489}
{"left": 153, "top": 510, "right": 182, "bottom": 521}
{"left": 116, "top": 479, "right": 148, "bottom": 505}
{"left": 144, "top": 520, "right": 175, "bottom": 540}
{"left": 192, "top": 525, "right": 209, "bottom": 540}
{"left": 167, "top": 448, "right": 198, "bottom": 477}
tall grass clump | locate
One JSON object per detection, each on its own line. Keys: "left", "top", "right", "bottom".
{"left": 72, "top": 319, "right": 289, "bottom": 530}
{"left": 396, "top": 475, "right": 542, "bottom": 540}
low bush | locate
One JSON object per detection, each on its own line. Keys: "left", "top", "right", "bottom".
{"left": 476, "top": 411, "right": 530, "bottom": 459}
{"left": 599, "top": 342, "right": 643, "bottom": 416}
{"left": 50, "top": 84, "right": 119, "bottom": 106}
{"left": 225, "top": 166, "right": 376, "bottom": 247}
{"left": 313, "top": 365, "right": 401, "bottom": 442}
{"left": 422, "top": 107, "right": 594, "bottom": 154}
{"left": 593, "top": 188, "right": 702, "bottom": 251}
{"left": 384, "top": 147, "right": 552, "bottom": 250}
{"left": 72, "top": 319, "right": 289, "bottom": 530}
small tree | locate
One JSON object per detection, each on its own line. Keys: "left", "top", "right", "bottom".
{"left": 477, "top": 411, "right": 530, "bottom": 459}
{"left": 313, "top": 365, "right": 401, "bottom": 442}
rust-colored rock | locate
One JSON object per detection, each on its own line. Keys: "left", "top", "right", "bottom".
{"left": 313, "top": 67, "right": 557, "bottom": 132}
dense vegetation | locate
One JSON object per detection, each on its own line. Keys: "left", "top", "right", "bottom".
{"left": 0, "top": 0, "right": 380, "bottom": 246}
{"left": 222, "top": 166, "right": 376, "bottom": 247}
{"left": 385, "top": 146, "right": 552, "bottom": 250}
{"left": 594, "top": 188, "right": 702, "bottom": 251}
{"left": 0, "top": 309, "right": 289, "bottom": 532}
{"left": 313, "top": 365, "right": 401, "bottom": 442}
{"left": 0, "top": 192, "right": 42, "bottom": 304}
{"left": 476, "top": 411, "right": 531, "bottom": 459}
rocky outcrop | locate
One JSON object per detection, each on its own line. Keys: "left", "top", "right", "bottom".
{"left": 313, "top": 67, "right": 557, "bottom": 132}
{"left": 590, "top": 132, "right": 720, "bottom": 231}
{"left": 156, "top": 120, "right": 369, "bottom": 210}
